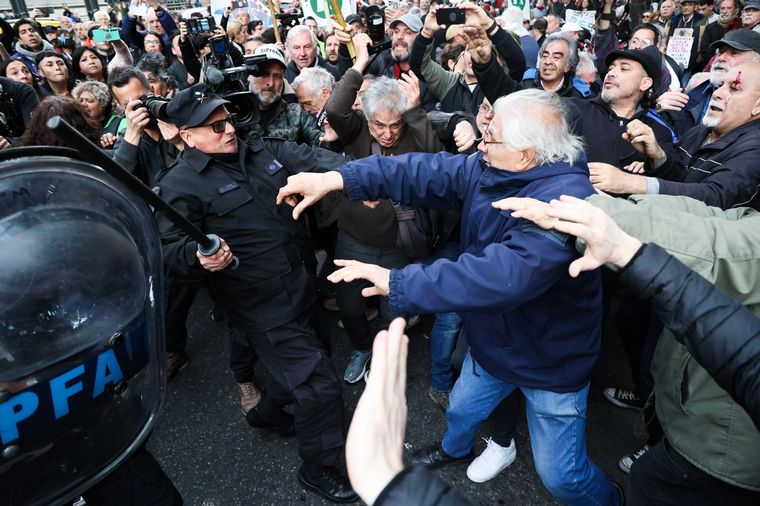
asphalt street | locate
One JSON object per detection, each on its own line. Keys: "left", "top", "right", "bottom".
{"left": 149, "top": 290, "right": 641, "bottom": 506}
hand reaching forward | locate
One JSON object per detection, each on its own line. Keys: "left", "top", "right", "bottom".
{"left": 276, "top": 171, "right": 344, "bottom": 220}
{"left": 346, "top": 317, "right": 408, "bottom": 505}
{"left": 327, "top": 259, "right": 391, "bottom": 297}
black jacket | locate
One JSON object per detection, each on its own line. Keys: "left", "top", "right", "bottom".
{"left": 565, "top": 97, "right": 681, "bottom": 179}
{"left": 620, "top": 243, "right": 760, "bottom": 432}
{"left": 472, "top": 53, "right": 588, "bottom": 108}
{"left": 0, "top": 77, "right": 39, "bottom": 142}
{"left": 656, "top": 119, "right": 760, "bottom": 210}
{"left": 284, "top": 54, "right": 342, "bottom": 83}
{"left": 157, "top": 135, "right": 347, "bottom": 332}
{"left": 336, "top": 46, "right": 439, "bottom": 112}
{"left": 375, "top": 466, "right": 469, "bottom": 506}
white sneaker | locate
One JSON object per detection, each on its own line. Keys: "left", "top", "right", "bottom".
{"left": 466, "top": 437, "right": 517, "bottom": 483}
{"left": 618, "top": 445, "right": 650, "bottom": 474}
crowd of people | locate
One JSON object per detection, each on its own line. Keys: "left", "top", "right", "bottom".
{"left": 1, "top": 0, "right": 760, "bottom": 503}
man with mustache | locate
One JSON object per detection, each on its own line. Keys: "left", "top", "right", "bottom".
{"left": 335, "top": 13, "right": 438, "bottom": 111}
{"left": 588, "top": 62, "right": 760, "bottom": 212}
{"left": 656, "top": 29, "right": 760, "bottom": 136}
{"left": 741, "top": 0, "right": 760, "bottom": 31}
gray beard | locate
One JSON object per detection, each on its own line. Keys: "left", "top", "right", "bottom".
{"left": 392, "top": 48, "right": 409, "bottom": 62}
{"left": 600, "top": 88, "right": 618, "bottom": 104}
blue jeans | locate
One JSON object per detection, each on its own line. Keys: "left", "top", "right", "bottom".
{"left": 442, "top": 352, "right": 619, "bottom": 506}
{"left": 424, "top": 241, "right": 462, "bottom": 392}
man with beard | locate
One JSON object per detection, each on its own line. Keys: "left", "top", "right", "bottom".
{"left": 586, "top": 62, "right": 760, "bottom": 211}
{"left": 471, "top": 27, "right": 678, "bottom": 177}
{"left": 246, "top": 44, "right": 326, "bottom": 145}
{"left": 11, "top": 19, "right": 54, "bottom": 73}
{"left": 657, "top": 29, "right": 760, "bottom": 136}
{"left": 336, "top": 13, "right": 438, "bottom": 111}
{"left": 324, "top": 32, "right": 340, "bottom": 65}
{"left": 284, "top": 25, "right": 341, "bottom": 83}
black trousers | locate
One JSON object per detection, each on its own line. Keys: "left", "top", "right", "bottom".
{"left": 240, "top": 309, "right": 345, "bottom": 465}
{"left": 628, "top": 439, "right": 760, "bottom": 505}
{"left": 81, "top": 444, "right": 182, "bottom": 506}
{"left": 335, "top": 231, "right": 409, "bottom": 352}
{"left": 164, "top": 277, "right": 200, "bottom": 355}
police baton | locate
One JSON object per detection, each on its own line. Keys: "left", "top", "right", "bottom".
{"left": 47, "top": 116, "right": 239, "bottom": 270}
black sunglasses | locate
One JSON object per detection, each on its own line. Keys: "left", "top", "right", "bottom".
{"left": 201, "top": 113, "right": 238, "bottom": 133}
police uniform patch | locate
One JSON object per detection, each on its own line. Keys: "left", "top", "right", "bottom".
{"left": 266, "top": 160, "right": 283, "bottom": 175}
{"left": 217, "top": 182, "right": 239, "bottom": 194}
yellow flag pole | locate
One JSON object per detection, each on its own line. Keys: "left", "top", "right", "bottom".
{"left": 267, "top": 0, "right": 282, "bottom": 44}
{"left": 327, "top": 0, "right": 356, "bottom": 60}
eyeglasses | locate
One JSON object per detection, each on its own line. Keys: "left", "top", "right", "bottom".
{"left": 200, "top": 113, "right": 238, "bottom": 133}
{"left": 478, "top": 103, "right": 494, "bottom": 115}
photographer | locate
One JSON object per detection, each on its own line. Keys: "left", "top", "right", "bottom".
{"left": 108, "top": 66, "right": 180, "bottom": 186}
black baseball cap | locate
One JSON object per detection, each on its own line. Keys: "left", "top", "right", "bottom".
{"left": 346, "top": 14, "right": 362, "bottom": 25}
{"left": 711, "top": 29, "right": 760, "bottom": 54}
{"left": 605, "top": 45, "right": 662, "bottom": 90}
{"left": 166, "top": 83, "right": 229, "bottom": 128}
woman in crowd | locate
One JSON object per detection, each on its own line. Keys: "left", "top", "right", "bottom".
{"left": 0, "top": 57, "right": 44, "bottom": 98}
{"left": 20, "top": 95, "right": 101, "bottom": 147}
{"left": 71, "top": 46, "right": 107, "bottom": 84}
{"left": 72, "top": 80, "right": 125, "bottom": 148}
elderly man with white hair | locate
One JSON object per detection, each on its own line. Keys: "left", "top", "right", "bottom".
{"left": 277, "top": 88, "right": 622, "bottom": 505}
{"left": 292, "top": 66, "right": 336, "bottom": 117}
{"left": 284, "top": 24, "right": 341, "bottom": 83}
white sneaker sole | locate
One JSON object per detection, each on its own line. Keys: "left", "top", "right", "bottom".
{"left": 603, "top": 389, "right": 643, "bottom": 410}
{"left": 466, "top": 449, "right": 517, "bottom": 483}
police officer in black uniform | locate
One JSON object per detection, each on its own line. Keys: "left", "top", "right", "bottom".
{"left": 158, "top": 84, "right": 357, "bottom": 503}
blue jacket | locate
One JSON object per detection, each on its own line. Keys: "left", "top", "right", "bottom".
{"left": 339, "top": 152, "right": 603, "bottom": 392}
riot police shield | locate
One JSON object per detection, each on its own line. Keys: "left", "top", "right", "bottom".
{"left": 0, "top": 152, "right": 165, "bottom": 506}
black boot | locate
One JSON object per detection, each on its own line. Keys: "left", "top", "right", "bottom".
{"left": 297, "top": 464, "right": 358, "bottom": 503}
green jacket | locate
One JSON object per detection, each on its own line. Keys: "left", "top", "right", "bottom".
{"left": 245, "top": 99, "right": 324, "bottom": 146}
{"left": 590, "top": 194, "right": 760, "bottom": 490}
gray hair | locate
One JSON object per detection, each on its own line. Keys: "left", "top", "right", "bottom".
{"left": 493, "top": 88, "right": 583, "bottom": 166}
{"left": 292, "top": 66, "right": 335, "bottom": 95}
{"left": 286, "top": 24, "right": 319, "bottom": 52}
{"left": 361, "top": 76, "right": 408, "bottom": 120}
{"left": 71, "top": 80, "right": 112, "bottom": 110}
{"left": 576, "top": 51, "right": 596, "bottom": 76}
{"left": 539, "top": 33, "right": 579, "bottom": 73}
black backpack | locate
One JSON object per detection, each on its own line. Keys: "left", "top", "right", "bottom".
{"left": 392, "top": 203, "right": 439, "bottom": 260}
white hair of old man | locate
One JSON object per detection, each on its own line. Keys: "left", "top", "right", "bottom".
{"left": 493, "top": 88, "right": 583, "bottom": 166}
{"left": 292, "top": 66, "right": 335, "bottom": 95}
{"left": 362, "top": 75, "right": 408, "bottom": 120}
{"left": 576, "top": 51, "right": 596, "bottom": 77}
{"left": 286, "top": 24, "right": 319, "bottom": 52}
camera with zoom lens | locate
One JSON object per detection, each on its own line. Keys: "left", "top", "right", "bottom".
{"left": 137, "top": 93, "right": 171, "bottom": 126}
{"left": 202, "top": 46, "right": 269, "bottom": 127}
{"left": 365, "top": 6, "right": 391, "bottom": 56}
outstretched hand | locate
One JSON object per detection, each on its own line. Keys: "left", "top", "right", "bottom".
{"left": 276, "top": 171, "right": 344, "bottom": 220}
{"left": 543, "top": 196, "right": 643, "bottom": 277}
{"left": 327, "top": 259, "right": 391, "bottom": 297}
{"left": 346, "top": 318, "right": 408, "bottom": 505}
{"left": 492, "top": 197, "right": 555, "bottom": 229}
{"left": 495, "top": 195, "right": 644, "bottom": 277}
